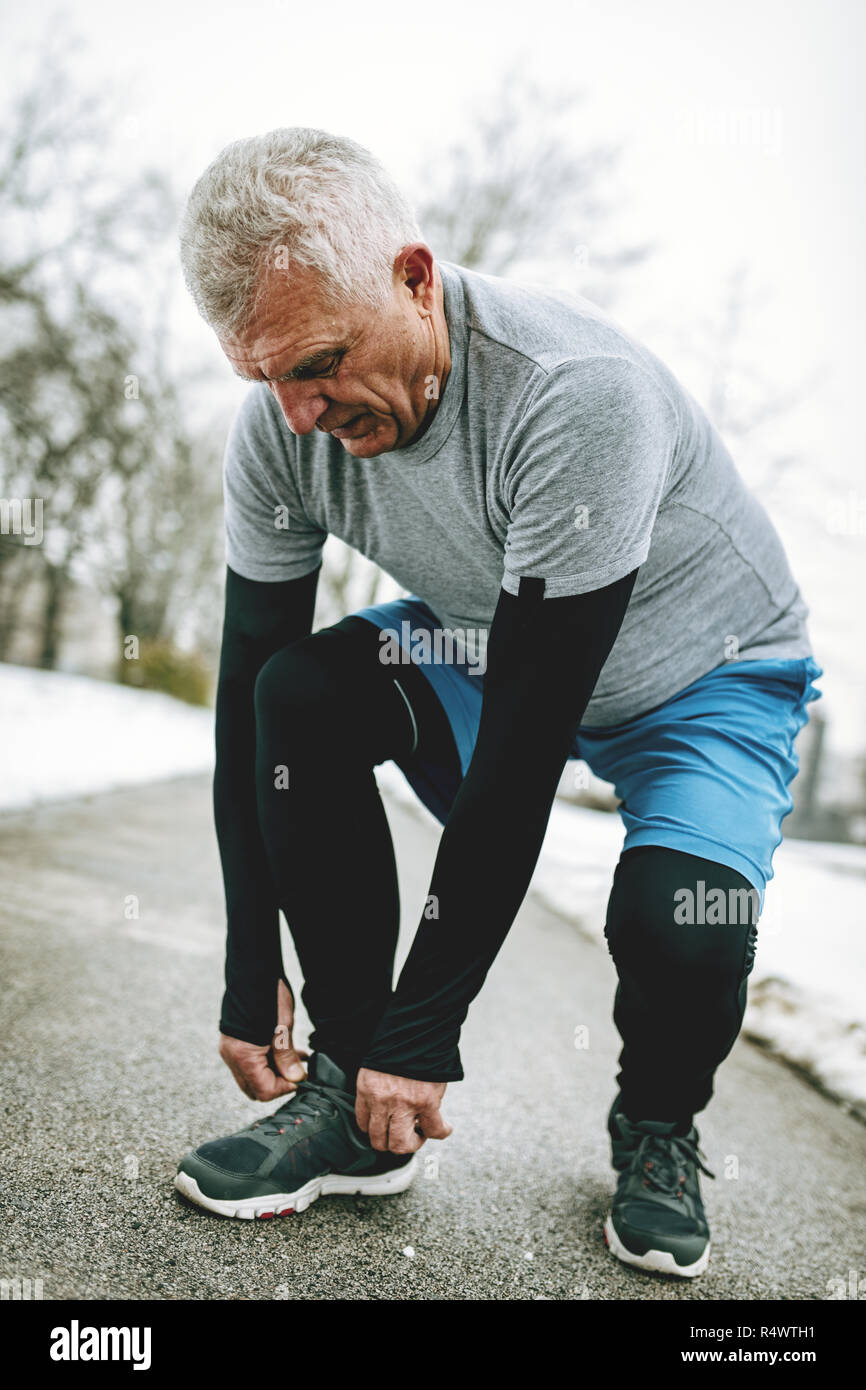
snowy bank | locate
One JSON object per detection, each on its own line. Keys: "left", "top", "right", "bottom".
{"left": 0, "top": 662, "right": 214, "bottom": 810}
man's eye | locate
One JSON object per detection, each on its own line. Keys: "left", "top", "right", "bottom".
{"left": 280, "top": 353, "right": 344, "bottom": 383}
{"left": 307, "top": 356, "right": 341, "bottom": 379}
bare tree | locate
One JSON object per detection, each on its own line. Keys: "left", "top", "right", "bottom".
{"left": 0, "top": 35, "right": 225, "bottom": 674}
{"left": 681, "top": 264, "right": 822, "bottom": 508}
{"left": 0, "top": 281, "right": 143, "bottom": 665}
{"left": 412, "top": 67, "right": 650, "bottom": 300}
{"left": 86, "top": 319, "right": 225, "bottom": 674}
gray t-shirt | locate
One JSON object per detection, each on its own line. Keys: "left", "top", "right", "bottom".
{"left": 223, "top": 260, "right": 812, "bottom": 725}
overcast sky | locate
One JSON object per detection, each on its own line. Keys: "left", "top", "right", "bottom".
{"left": 2, "top": 0, "right": 864, "bottom": 746}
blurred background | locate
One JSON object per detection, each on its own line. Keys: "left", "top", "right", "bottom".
{"left": 0, "top": 0, "right": 864, "bottom": 1120}
{"left": 1, "top": 0, "right": 863, "bottom": 840}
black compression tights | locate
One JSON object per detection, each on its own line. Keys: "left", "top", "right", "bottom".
{"left": 253, "top": 615, "right": 463, "bottom": 1077}
{"left": 253, "top": 616, "right": 760, "bottom": 1113}
{"left": 604, "top": 845, "right": 759, "bottom": 1122}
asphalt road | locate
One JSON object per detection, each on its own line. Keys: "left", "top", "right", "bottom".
{"left": 1, "top": 772, "right": 864, "bottom": 1301}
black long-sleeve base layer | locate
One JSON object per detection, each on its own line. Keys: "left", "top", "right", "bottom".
{"left": 218, "top": 564, "right": 637, "bottom": 1076}
{"left": 213, "top": 564, "right": 320, "bottom": 1046}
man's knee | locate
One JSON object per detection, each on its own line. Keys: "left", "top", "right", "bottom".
{"left": 253, "top": 621, "right": 404, "bottom": 772}
{"left": 253, "top": 635, "right": 342, "bottom": 737}
{"left": 604, "top": 846, "right": 759, "bottom": 982}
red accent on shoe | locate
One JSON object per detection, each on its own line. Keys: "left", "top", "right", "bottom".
{"left": 278, "top": 1206, "right": 294, "bottom": 1216}
{"left": 258, "top": 1211, "right": 275, "bottom": 1219}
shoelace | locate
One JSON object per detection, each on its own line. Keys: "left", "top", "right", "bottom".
{"left": 632, "top": 1130, "right": 715, "bottom": 1198}
{"left": 251, "top": 1078, "right": 358, "bottom": 1138}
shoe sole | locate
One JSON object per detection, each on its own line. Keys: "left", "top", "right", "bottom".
{"left": 174, "top": 1153, "right": 419, "bottom": 1219}
{"left": 603, "top": 1215, "right": 710, "bottom": 1279}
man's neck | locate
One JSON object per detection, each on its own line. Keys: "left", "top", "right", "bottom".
{"left": 409, "top": 267, "right": 451, "bottom": 447}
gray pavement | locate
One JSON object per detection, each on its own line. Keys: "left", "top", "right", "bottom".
{"left": 1, "top": 772, "right": 864, "bottom": 1301}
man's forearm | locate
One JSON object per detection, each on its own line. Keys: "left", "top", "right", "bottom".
{"left": 359, "top": 734, "right": 570, "bottom": 1079}
{"left": 214, "top": 672, "right": 285, "bottom": 1045}
{"left": 213, "top": 564, "right": 320, "bottom": 1044}
{"left": 360, "top": 570, "right": 639, "bottom": 1081}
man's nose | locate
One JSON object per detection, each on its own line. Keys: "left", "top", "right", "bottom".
{"left": 269, "top": 380, "right": 329, "bottom": 435}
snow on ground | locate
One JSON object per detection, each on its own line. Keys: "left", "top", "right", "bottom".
{"left": 0, "top": 662, "right": 214, "bottom": 810}
{"left": 375, "top": 761, "right": 866, "bottom": 1116}
{"left": 2, "top": 662, "right": 863, "bottom": 1114}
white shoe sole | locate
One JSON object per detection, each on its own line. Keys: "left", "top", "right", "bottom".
{"left": 174, "top": 1153, "right": 419, "bottom": 1220}
{"left": 604, "top": 1215, "right": 710, "bottom": 1278}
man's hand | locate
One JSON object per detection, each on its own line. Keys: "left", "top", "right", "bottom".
{"left": 218, "top": 979, "right": 309, "bottom": 1101}
{"left": 355, "top": 1067, "right": 452, "bottom": 1153}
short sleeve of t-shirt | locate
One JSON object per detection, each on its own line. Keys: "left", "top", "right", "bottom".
{"left": 223, "top": 384, "right": 328, "bottom": 583}
{"left": 501, "top": 355, "right": 677, "bottom": 598}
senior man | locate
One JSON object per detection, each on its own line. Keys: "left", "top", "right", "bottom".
{"left": 174, "top": 128, "right": 819, "bottom": 1277}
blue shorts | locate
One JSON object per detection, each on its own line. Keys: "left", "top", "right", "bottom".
{"left": 353, "top": 595, "right": 822, "bottom": 901}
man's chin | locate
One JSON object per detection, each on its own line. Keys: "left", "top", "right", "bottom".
{"left": 336, "top": 426, "right": 395, "bottom": 458}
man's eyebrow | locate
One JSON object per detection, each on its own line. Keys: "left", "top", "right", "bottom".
{"left": 230, "top": 347, "right": 344, "bottom": 384}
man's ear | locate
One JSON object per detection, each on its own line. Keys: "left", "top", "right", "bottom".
{"left": 394, "top": 242, "right": 436, "bottom": 310}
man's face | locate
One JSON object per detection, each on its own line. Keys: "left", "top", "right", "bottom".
{"left": 219, "top": 248, "right": 444, "bottom": 458}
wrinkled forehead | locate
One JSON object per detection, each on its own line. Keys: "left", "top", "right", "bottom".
{"left": 219, "top": 265, "right": 357, "bottom": 371}
{"left": 244, "top": 261, "right": 344, "bottom": 339}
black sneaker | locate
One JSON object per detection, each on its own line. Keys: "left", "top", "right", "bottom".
{"left": 175, "top": 1052, "right": 417, "bottom": 1219}
{"left": 603, "top": 1099, "right": 714, "bottom": 1278}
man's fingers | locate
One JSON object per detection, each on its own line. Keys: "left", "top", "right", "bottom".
{"left": 235, "top": 1057, "right": 295, "bottom": 1102}
{"left": 353, "top": 1071, "right": 453, "bottom": 1153}
{"left": 388, "top": 1107, "right": 425, "bottom": 1154}
{"left": 253, "top": 1072, "right": 294, "bottom": 1101}
{"left": 274, "top": 979, "right": 308, "bottom": 1078}
{"left": 417, "top": 1107, "right": 453, "bottom": 1141}
{"left": 272, "top": 1043, "right": 307, "bottom": 1084}
{"left": 276, "top": 977, "right": 294, "bottom": 1028}
{"left": 271, "top": 1023, "right": 305, "bottom": 1075}
{"left": 272, "top": 983, "right": 307, "bottom": 1084}
{"left": 366, "top": 1102, "right": 391, "bottom": 1153}
{"left": 219, "top": 1032, "right": 299, "bottom": 1101}
{"left": 355, "top": 1092, "right": 371, "bottom": 1135}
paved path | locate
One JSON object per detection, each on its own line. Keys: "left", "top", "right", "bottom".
{"left": 1, "top": 774, "right": 864, "bottom": 1301}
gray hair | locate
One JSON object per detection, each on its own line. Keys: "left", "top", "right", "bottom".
{"left": 179, "top": 127, "right": 422, "bottom": 336}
